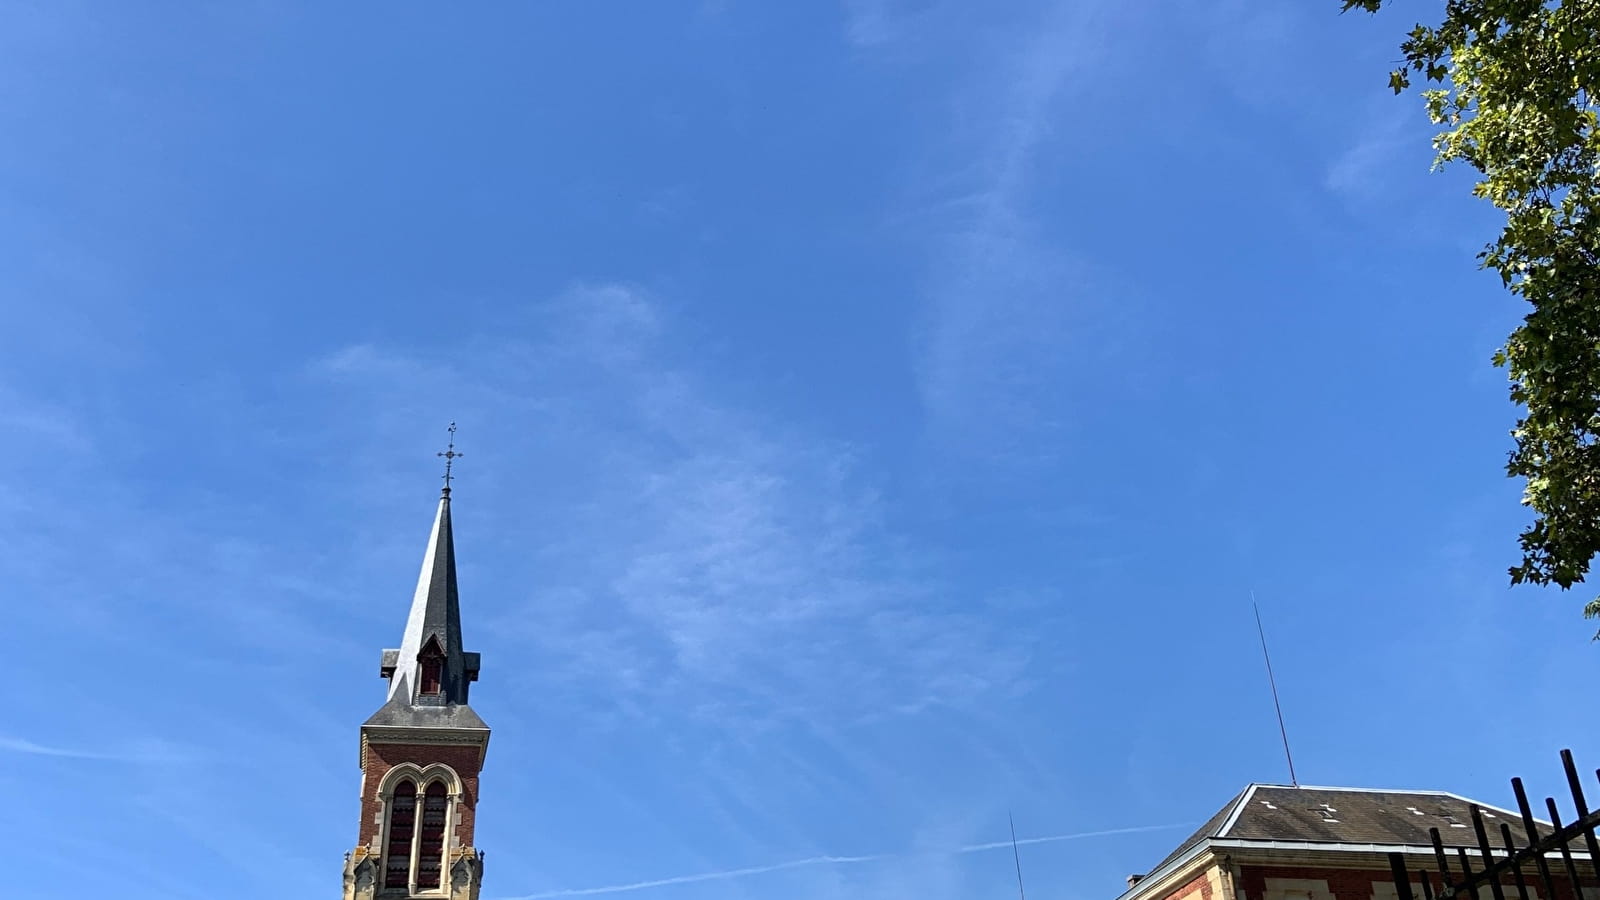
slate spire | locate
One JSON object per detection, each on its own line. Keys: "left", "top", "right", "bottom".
{"left": 376, "top": 488, "right": 482, "bottom": 711}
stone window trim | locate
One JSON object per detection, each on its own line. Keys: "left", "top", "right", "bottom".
{"left": 374, "top": 763, "right": 466, "bottom": 895}
{"left": 1262, "top": 876, "right": 1337, "bottom": 900}
{"left": 1372, "top": 881, "right": 1429, "bottom": 900}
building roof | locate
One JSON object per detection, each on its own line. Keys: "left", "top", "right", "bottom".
{"left": 1148, "top": 783, "right": 1552, "bottom": 874}
{"left": 364, "top": 489, "right": 487, "bottom": 731}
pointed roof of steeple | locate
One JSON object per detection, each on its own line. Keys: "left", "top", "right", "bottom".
{"left": 365, "top": 487, "right": 485, "bottom": 731}
{"left": 392, "top": 489, "right": 468, "bottom": 699}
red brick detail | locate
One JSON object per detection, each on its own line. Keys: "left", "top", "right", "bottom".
{"left": 1156, "top": 871, "right": 1214, "bottom": 900}
{"left": 358, "top": 742, "right": 484, "bottom": 849}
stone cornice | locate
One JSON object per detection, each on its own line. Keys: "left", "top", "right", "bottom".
{"left": 360, "top": 726, "right": 491, "bottom": 769}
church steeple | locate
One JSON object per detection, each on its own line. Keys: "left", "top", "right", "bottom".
{"left": 345, "top": 435, "right": 490, "bottom": 900}
{"left": 379, "top": 491, "right": 480, "bottom": 707}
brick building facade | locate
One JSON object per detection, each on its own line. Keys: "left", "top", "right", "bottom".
{"left": 1118, "top": 786, "right": 1595, "bottom": 900}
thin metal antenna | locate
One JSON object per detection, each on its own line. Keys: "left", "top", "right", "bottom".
{"left": 1009, "top": 811, "right": 1028, "bottom": 900}
{"left": 1252, "top": 593, "right": 1298, "bottom": 787}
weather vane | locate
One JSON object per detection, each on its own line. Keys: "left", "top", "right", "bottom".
{"left": 437, "top": 422, "right": 463, "bottom": 494}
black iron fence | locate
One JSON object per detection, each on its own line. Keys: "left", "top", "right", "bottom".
{"left": 1390, "top": 750, "right": 1600, "bottom": 900}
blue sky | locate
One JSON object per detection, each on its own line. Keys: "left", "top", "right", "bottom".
{"left": 3, "top": 1, "right": 1597, "bottom": 898}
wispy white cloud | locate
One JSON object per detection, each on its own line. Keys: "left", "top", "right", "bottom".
{"left": 0, "top": 734, "right": 193, "bottom": 763}
{"left": 1321, "top": 98, "right": 1483, "bottom": 247}
{"left": 1325, "top": 113, "right": 1411, "bottom": 201}
{"left": 496, "top": 822, "right": 1190, "bottom": 899}
{"left": 1196, "top": 2, "right": 1306, "bottom": 107}
{"left": 841, "top": 0, "right": 937, "bottom": 48}
{"left": 0, "top": 386, "right": 90, "bottom": 454}
{"left": 309, "top": 284, "right": 1036, "bottom": 729}
{"left": 877, "top": 1, "right": 1133, "bottom": 462}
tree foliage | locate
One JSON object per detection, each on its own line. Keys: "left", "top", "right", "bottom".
{"left": 1343, "top": 0, "right": 1600, "bottom": 631}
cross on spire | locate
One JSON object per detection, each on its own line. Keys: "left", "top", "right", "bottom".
{"left": 437, "top": 422, "right": 463, "bottom": 495}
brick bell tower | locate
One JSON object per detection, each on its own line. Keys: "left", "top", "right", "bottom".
{"left": 344, "top": 434, "right": 489, "bottom": 899}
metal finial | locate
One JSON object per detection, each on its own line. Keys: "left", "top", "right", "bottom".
{"left": 437, "top": 422, "right": 463, "bottom": 495}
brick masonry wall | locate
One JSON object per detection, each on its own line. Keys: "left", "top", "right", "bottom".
{"left": 1238, "top": 864, "right": 1383, "bottom": 900}
{"left": 358, "top": 742, "right": 484, "bottom": 848}
{"left": 1165, "top": 872, "right": 1215, "bottom": 900}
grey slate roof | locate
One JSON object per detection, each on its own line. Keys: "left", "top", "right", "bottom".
{"left": 363, "top": 490, "right": 488, "bottom": 732}
{"left": 1148, "top": 784, "right": 1553, "bottom": 874}
{"left": 363, "top": 679, "right": 489, "bottom": 730}
{"left": 1150, "top": 787, "right": 1249, "bottom": 872}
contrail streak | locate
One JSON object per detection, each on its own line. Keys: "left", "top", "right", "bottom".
{"left": 0, "top": 736, "right": 116, "bottom": 759}
{"left": 0, "top": 735, "right": 188, "bottom": 763}
{"left": 497, "top": 822, "right": 1190, "bottom": 899}
{"left": 958, "top": 823, "right": 1186, "bottom": 853}
{"left": 500, "top": 854, "right": 889, "bottom": 898}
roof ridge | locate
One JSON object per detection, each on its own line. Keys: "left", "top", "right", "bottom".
{"left": 1257, "top": 784, "right": 1459, "bottom": 795}
{"left": 1218, "top": 784, "right": 1260, "bottom": 837}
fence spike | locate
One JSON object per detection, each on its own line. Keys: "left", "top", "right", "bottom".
{"left": 1472, "top": 806, "right": 1508, "bottom": 900}
{"left": 1544, "top": 797, "right": 1585, "bottom": 900}
{"left": 1499, "top": 823, "right": 1532, "bottom": 900}
{"left": 1435, "top": 827, "right": 1456, "bottom": 888}
{"left": 1393, "top": 853, "right": 1418, "bottom": 900}
{"left": 1560, "top": 751, "right": 1600, "bottom": 887}
{"left": 1458, "top": 847, "right": 1484, "bottom": 900}
{"left": 1513, "top": 777, "right": 1559, "bottom": 900}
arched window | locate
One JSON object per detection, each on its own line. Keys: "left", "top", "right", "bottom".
{"left": 384, "top": 780, "right": 417, "bottom": 889}
{"left": 377, "top": 764, "right": 460, "bottom": 893}
{"left": 417, "top": 781, "right": 449, "bottom": 889}
{"left": 419, "top": 638, "right": 444, "bottom": 696}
